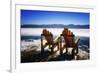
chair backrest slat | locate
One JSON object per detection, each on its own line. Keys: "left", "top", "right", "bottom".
{"left": 42, "top": 29, "right": 53, "bottom": 44}
{"left": 61, "top": 28, "right": 75, "bottom": 47}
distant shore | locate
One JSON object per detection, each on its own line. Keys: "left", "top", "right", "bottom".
{"left": 21, "top": 24, "right": 89, "bottom": 29}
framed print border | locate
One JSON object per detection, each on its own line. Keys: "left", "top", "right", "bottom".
{"left": 11, "top": 2, "right": 96, "bottom": 73}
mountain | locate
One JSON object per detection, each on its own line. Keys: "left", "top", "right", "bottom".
{"left": 21, "top": 24, "right": 89, "bottom": 29}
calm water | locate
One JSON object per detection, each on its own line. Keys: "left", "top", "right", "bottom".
{"left": 21, "top": 28, "right": 89, "bottom": 37}
{"left": 21, "top": 28, "right": 90, "bottom": 50}
{"left": 21, "top": 36, "right": 89, "bottom": 48}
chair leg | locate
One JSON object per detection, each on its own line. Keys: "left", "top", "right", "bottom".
{"left": 66, "top": 47, "right": 68, "bottom": 54}
{"left": 71, "top": 46, "right": 78, "bottom": 59}
{"left": 41, "top": 35, "right": 44, "bottom": 55}
{"left": 71, "top": 48, "right": 75, "bottom": 59}
{"left": 41, "top": 47, "right": 44, "bottom": 53}
{"left": 50, "top": 44, "right": 54, "bottom": 54}
{"left": 60, "top": 48, "right": 63, "bottom": 55}
{"left": 51, "top": 48, "right": 53, "bottom": 54}
{"left": 74, "top": 45, "right": 78, "bottom": 55}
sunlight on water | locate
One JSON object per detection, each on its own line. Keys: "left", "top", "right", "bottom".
{"left": 21, "top": 28, "right": 89, "bottom": 37}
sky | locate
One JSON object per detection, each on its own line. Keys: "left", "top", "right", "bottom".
{"left": 21, "top": 10, "right": 90, "bottom": 25}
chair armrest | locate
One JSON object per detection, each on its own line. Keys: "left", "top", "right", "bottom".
{"left": 74, "top": 37, "right": 80, "bottom": 45}
{"left": 53, "top": 36, "right": 60, "bottom": 44}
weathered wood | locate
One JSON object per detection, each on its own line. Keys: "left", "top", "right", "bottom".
{"left": 41, "top": 29, "right": 60, "bottom": 54}
{"left": 41, "top": 28, "right": 80, "bottom": 60}
{"left": 60, "top": 28, "right": 80, "bottom": 59}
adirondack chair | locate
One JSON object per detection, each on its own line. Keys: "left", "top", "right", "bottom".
{"left": 41, "top": 29, "right": 60, "bottom": 54}
{"left": 60, "top": 28, "right": 80, "bottom": 58}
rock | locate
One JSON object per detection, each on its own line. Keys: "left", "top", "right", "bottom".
{"left": 78, "top": 48, "right": 89, "bottom": 60}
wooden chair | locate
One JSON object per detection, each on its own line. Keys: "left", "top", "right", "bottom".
{"left": 41, "top": 29, "right": 60, "bottom": 54}
{"left": 60, "top": 28, "right": 80, "bottom": 58}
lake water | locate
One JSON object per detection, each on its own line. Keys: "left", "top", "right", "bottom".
{"left": 21, "top": 28, "right": 89, "bottom": 37}
{"left": 21, "top": 28, "right": 90, "bottom": 50}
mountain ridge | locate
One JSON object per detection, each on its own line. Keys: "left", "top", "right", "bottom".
{"left": 21, "top": 24, "right": 89, "bottom": 29}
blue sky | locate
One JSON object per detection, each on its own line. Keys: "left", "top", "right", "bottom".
{"left": 21, "top": 10, "right": 89, "bottom": 25}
